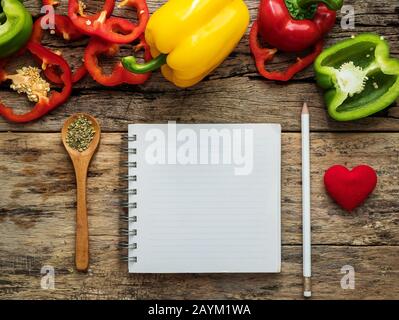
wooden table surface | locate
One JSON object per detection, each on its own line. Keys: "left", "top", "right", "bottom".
{"left": 1, "top": 0, "right": 399, "bottom": 300}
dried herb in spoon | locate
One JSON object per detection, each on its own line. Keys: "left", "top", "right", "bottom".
{"left": 66, "top": 115, "right": 96, "bottom": 152}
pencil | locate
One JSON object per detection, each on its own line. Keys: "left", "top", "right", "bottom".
{"left": 302, "top": 102, "right": 312, "bottom": 298}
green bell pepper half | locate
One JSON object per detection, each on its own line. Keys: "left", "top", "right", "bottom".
{"left": 314, "top": 33, "right": 399, "bottom": 121}
{"left": 0, "top": 0, "right": 33, "bottom": 59}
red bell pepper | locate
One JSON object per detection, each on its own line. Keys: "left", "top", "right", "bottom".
{"left": 68, "top": 0, "right": 149, "bottom": 44}
{"left": 0, "top": 42, "right": 72, "bottom": 123}
{"left": 250, "top": 0, "right": 343, "bottom": 81}
{"left": 84, "top": 35, "right": 151, "bottom": 86}
{"left": 31, "top": 15, "right": 87, "bottom": 84}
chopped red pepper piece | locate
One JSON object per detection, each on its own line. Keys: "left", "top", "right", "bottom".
{"left": 32, "top": 14, "right": 84, "bottom": 42}
{"left": 249, "top": 21, "right": 324, "bottom": 81}
{"left": 0, "top": 41, "right": 72, "bottom": 123}
{"left": 84, "top": 35, "right": 151, "bottom": 86}
{"left": 31, "top": 15, "right": 87, "bottom": 84}
{"left": 42, "top": 0, "right": 60, "bottom": 6}
{"left": 68, "top": 0, "right": 148, "bottom": 44}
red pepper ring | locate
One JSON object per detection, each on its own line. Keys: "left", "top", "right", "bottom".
{"left": 67, "top": 0, "right": 115, "bottom": 39}
{"left": 69, "top": 0, "right": 149, "bottom": 44}
{"left": 32, "top": 15, "right": 85, "bottom": 43}
{"left": 249, "top": 21, "right": 324, "bottom": 82}
{"left": 84, "top": 35, "right": 151, "bottom": 86}
{"left": 0, "top": 42, "right": 72, "bottom": 123}
{"left": 31, "top": 15, "right": 87, "bottom": 84}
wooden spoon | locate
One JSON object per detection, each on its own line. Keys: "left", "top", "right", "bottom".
{"left": 61, "top": 113, "right": 101, "bottom": 272}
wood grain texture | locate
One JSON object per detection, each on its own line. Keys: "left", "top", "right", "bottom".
{"left": 1, "top": 0, "right": 399, "bottom": 300}
{"left": 1, "top": 132, "right": 398, "bottom": 246}
{"left": 1, "top": 0, "right": 399, "bottom": 132}
{"left": 1, "top": 133, "right": 399, "bottom": 299}
{"left": 1, "top": 245, "right": 398, "bottom": 300}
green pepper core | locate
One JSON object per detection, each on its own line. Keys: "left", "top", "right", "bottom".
{"left": 0, "top": 0, "right": 33, "bottom": 59}
{"left": 314, "top": 33, "right": 399, "bottom": 121}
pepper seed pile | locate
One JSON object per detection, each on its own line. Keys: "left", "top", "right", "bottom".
{"left": 9, "top": 66, "right": 50, "bottom": 103}
{"left": 66, "top": 115, "right": 96, "bottom": 152}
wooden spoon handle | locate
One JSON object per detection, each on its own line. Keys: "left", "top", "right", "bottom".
{"left": 75, "top": 162, "right": 89, "bottom": 272}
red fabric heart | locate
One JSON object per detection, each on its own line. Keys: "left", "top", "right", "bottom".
{"left": 324, "top": 165, "right": 378, "bottom": 212}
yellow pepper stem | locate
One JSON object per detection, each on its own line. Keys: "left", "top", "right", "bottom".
{"left": 122, "top": 54, "right": 167, "bottom": 74}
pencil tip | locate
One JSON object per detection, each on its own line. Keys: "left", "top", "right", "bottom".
{"left": 302, "top": 102, "right": 309, "bottom": 115}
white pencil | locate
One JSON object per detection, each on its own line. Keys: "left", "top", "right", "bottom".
{"left": 302, "top": 102, "right": 312, "bottom": 298}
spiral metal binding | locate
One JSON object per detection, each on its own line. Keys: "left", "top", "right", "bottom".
{"left": 121, "top": 256, "right": 138, "bottom": 263}
{"left": 122, "top": 147, "right": 137, "bottom": 154}
{"left": 121, "top": 202, "right": 137, "bottom": 209}
{"left": 120, "top": 132, "right": 138, "bottom": 264}
{"left": 121, "top": 229, "right": 137, "bottom": 236}
{"left": 121, "top": 174, "right": 137, "bottom": 181}
{"left": 121, "top": 188, "right": 137, "bottom": 194}
{"left": 120, "top": 215, "right": 137, "bottom": 222}
{"left": 122, "top": 161, "right": 137, "bottom": 168}
{"left": 122, "top": 134, "right": 137, "bottom": 141}
{"left": 119, "top": 241, "right": 138, "bottom": 249}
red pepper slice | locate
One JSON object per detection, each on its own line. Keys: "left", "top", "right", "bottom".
{"left": 0, "top": 42, "right": 72, "bottom": 123}
{"left": 249, "top": 21, "right": 324, "bottom": 82}
{"left": 31, "top": 15, "right": 87, "bottom": 84}
{"left": 84, "top": 35, "right": 151, "bottom": 86}
{"left": 32, "top": 15, "right": 85, "bottom": 43}
{"left": 42, "top": 0, "right": 60, "bottom": 6}
{"left": 68, "top": 0, "right": 148, "bottom": 44}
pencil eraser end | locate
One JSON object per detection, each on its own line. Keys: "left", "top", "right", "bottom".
{"left": 304, "top": 291, "right": 312, "bottom": 298}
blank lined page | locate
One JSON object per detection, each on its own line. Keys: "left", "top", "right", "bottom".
{"left": 128, "top": 124, "right": 281, "bottom": 273}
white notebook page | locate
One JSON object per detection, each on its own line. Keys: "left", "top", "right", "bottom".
{"left": 128, "top": 124, "right": 281, "bottom": 273}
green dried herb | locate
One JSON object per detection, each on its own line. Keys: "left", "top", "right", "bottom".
{"left": 66, "top": 115, "right": 95, "bottom": 152}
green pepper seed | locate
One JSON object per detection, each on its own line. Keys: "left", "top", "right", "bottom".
{"left": 66, "top": 115, "right": 95, "bottom": 152}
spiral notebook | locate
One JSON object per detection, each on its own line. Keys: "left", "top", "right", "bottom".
{"left": 125, "top": 123, "right": 281, "bottom": 273}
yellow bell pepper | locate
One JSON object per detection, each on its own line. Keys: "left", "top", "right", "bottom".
{"left": 122, "top": 0, "right": 250, "bottom": 88}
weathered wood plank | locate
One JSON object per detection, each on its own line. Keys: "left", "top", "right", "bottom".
{"left": 0, "top": 0, "right": 398, "bottom": 132}
{"left": 1, "top": 80, "right": 399, "bottom": 133}
{"left": 23, "top": 0, "right": 399, "bottom": 28}
{"left": 0, "top": 246, "right": 398, "bottom": 299}
{"left": 1, "top": 133, "right": 398, "bottom": 248}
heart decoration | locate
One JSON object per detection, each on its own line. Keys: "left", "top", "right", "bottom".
{"left": 324, "top": 165, "right": 378, "bottom": 212}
